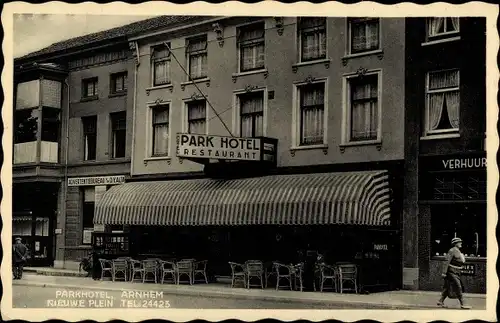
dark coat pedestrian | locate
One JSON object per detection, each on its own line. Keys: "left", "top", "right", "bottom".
{"left": 13, "top": 237, "right": 29, "bottom": 279}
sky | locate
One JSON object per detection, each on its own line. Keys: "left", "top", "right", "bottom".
{"left": 13, "top": 14, "right": 155, "bottom": 58}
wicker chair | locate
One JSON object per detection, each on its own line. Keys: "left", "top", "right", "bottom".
{"left": 142, "top": 259, "right": 159, "bottom": 283}
{"left": 159, "top": 260, "right": 177, "bottom": 284}
{"left": 193, "top": 260, "right": 208, "bottom": 284}
{"left": 112, "top": 259, "right": 128, "bottom": 282}
{"left": 98, "top": 259, "right": 113, "bottom": 280}
{"left": 176, "top": 260, "right": 194, "bottom": 285}
{"left": 319, "top": 263, "right": 338, "bottom": 292}
{"left": 338, "top": 264, "right": 358, "bottom": 294}
{"left": 245, "top": 260, "right": 264, "bottom": 289}
{"left": 228, "top": 262, "right": 246, "bottom": 288}
{"left": 129, "top": 259, "right": 145, "bottom": 282}
{"left": 273, "top": 262, "right": 294, "bottom": 291}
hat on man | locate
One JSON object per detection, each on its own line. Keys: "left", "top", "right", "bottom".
{"left": 15, "top": 237, "right": 22, "bottom": 241}
{"left": 451, "top": 237, "right": 462, "bottom": 245}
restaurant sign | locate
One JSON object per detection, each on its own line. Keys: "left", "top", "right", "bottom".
{"left": 460, "top": 264, "right": 476, "bottom": 276}
{"left": 176, "top": 133, "right": 277, "bottom": 163}
{"left": 68, "top": 175, "right": 126, "bottom": 187}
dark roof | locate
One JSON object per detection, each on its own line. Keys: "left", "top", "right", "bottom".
{"left": 15, "top": 15, "right": 214, "bottom": 63}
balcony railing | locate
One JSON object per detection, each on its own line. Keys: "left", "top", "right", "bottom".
{"left": 14, "top": 141, "right": 58, "bottom": 164}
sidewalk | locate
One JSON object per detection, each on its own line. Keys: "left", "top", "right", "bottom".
{"left": 13, "top": 273, "right": 486, "bottom": 310}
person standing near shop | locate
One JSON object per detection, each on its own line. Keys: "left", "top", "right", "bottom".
{"left": 437, "top": 237, "right": 471, "bottom": 309}
{"left": 12, "top": 237, "right": 29, "bottom": 280}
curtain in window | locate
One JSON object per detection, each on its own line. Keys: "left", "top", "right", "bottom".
{"left": 450, "top": 17, "right": 459, "bottom": 31}
{"left": 241, "top": 115, "right": 253, "bottom": 138}
{"left": 241, "top": 95, "right": 263, "bottom": 114}
{"left": 154, "top": 61, "right": 170, "bottom": 85}
{"left": 187, "top": 38, "right": 207, "bottom": 52}
{"left": 352, "top": 20, "right": 379, "bottom": 52}
{"left": 188, "top": 102, "right": 206, "bottom": 134}
{"left": 429, "top": 70, "right": 459, "bottom": 89}
{"left": 153, "top": 108, "right": 169, "bottom": 155}
{"left": 241, "top": 44, "right": 265, "bottom": 71}
{"left": 446, "top": 91, "right": 460, "bottom": 128}
{"left": 189, "top": 54, "right": 207, "bottom": 79}
{"left": 428, "top": 17, "right": 444, "bottom": 36}
{"left": 239, "top": 27, "right": 264, "bottom": 42}
{"left": 240, "top": 94, "right": 263, "bottom": 137}
{"left": 301, "top": 86, "right": 324, "bottom": 145}
{"left": 302, "top": 31, "right": 326, "bottom": 61}
{"left": 428, "top": 93, "right": 445, "bottom": 131}
{"left": 351, "top": 82, "right": 378, "bottom": 140}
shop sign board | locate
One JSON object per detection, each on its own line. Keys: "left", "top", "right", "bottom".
{"left": 460, "top": 264, "right": 476, "bottom": 276}
{"left": 68, "top": 175, "right": 126, "bottom": 187}
{"left": 420, "top": 152, "right": 486, "bottom": 172}
{"left": 176, "top": 133, "right": 277, "bottom": 163}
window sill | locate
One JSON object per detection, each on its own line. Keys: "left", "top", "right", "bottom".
{"left": 108, "top": 92, "right": 127, "bottom": 98}
{"left": 290, "top": 144, "right": 328, "bottom": 156}
{"left": 342, "top": 49, "right": 384, "bottom": 65}
{"left": 80, "top": 96, "right": 99, "bottom": 102}
{"left": 68, "top": 159, "right": 130, "bottom": 167}
{"left": 292, "top": 58, "right": 331, "bottom": 72}
{"left": 420, "top": 133, "right": 460, "bottom": 141}
{"left": 143, "top": 156, "right": 172, "bottom": 165}
{"left": 181, "top": 78, "right": 210, "bottom": 91}
{"left": 431, "top": 255, "right": 486, "bottom": 262}
{"left": 421, "top": 36, "right": 461, "bottom": 46}
{"left": 232, "top": 69, "right": 268, "bottom": 83}
{"left": 339, "top": 140, "right": 382, "bottom": 152}
{"left": 146, "top": 84, "right": 173, "bottom": 95}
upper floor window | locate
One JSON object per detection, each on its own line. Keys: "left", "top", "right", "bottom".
{"left": 82, "top": 78, "right": 98, "bottom": 98}
{"left": 349, "top": 18, "right": 380, "bottom": 54}
{"left": 427, "top": 17, "right": 460, "bottom": 39}
{"left": 82, "top": 116, "right": 97, "bottom": 161}
{"left": 110, "top": 111, "right": 126, "bottom": 158}
{"left": 238, "top": 92, "right": 264, "bottom": 138}
{"left": 151, "top": 44, "right": 171, "bottom": 86}
{"left": 41, "top": 107, "right": 60, "bottom": 143}
{"left": 425, "top": 69, "right": 460, "bottom": 136}
{"left": 298, "top": 17, "right": 327, "bottom": 62}
{"left": 151, "top": 105, "right": 169, "bottom": 156}
{"left": 186, "top": 36, "right": 208, "bottom": 80}
{"left": 187, "top": 100, "right": 207, "bottom": 135}
{"left": 346, "top": 73, "right": 380, "bottom": 142}
{"left": 110, "top": 72, "right": 127, "bottom": 94}
{"left": 295, "top": 82, "right": 326, "bottom": 146}
{"left": 237, "top": 23, "right": 265, "bottom": 72}
{"left": 14, "top": 109, "right": 38, "bottom": 144}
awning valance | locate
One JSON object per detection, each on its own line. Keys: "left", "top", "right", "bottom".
{"left": 94, "top": 171, "right": 392, "bottom": 226}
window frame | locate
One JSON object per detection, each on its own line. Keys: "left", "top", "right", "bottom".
{"left": 183, "top": 99, "right": 209, "bottom": 135}
{"left": 151, "top": 44, "right": 172, "bottom": 87}
{"left": 237, "top": 22, "right": 266, "bottom": 73}
{"left": 186, "top": 35, "right": 208, "bottom": 81}
{"left": 82, "top": 77, "right": 98, "bottom": 99}
{"left": 148, "top": 103, "right": 171, "bottom": 158}
{"left": 110, "top": 111, "right": 127, "bottom": 159}
{"left": 110, "top": 72, "right": 128, "bottom": 94}
{"left": 232, "top": 87, "right": 268, "bottom": 138}
{"left": 426, "top": 17, "right": 460, "bottom": 40}
{"left": 14, "top": 108, "right": 38, "bottom": 144}
{"left": 291, "top": 78, "right": 328, "bottom": 148}
{"left": 81, "top": 187, "right": 95, "bottom": 245}
{"left": 424, "top": 68, "right": 460, "bottom": 137}
{"left": 298, "top": 17, "right": 327, "bottom": 63}
{"left": 82, "top": 116, "right": 97, "bottom": 161}
{"left": 341, "top": 70, "right": 383, "bottom": 145}
{"left": 41, "top": 107, "right": 61, "bottom": 143}
{"left": 347, "top": 18, "right": 381, "bottom": 55}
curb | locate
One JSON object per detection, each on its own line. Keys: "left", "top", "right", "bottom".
{"left": 13, "top": 280, "right": 443, "bottom": 309}
{"left": 23, "top": 268, "right": 87, "bottom": 278}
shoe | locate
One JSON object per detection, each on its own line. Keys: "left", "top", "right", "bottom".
{"left": 437, "top": 302, "right": 446, "bottom": 308}
{"left": 461, "top": 305, "right": 472, "bottom": 309}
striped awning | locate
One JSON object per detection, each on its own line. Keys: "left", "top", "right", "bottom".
{"left": 95, "top": 171, "right": 392, "bottom": 226}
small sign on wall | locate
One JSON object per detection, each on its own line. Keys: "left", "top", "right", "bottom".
{"left": 461, "top": 264, "right": 476, "bottom": 276}
{"left": 83, "top": 229, "right": 93, "bottom": 244}
{"left": 54, "top": 228, "right": 62, "bottom": 234}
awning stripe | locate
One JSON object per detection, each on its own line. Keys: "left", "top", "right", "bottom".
{"left": 95, "top": 170, "right": 392, "bottom": 226}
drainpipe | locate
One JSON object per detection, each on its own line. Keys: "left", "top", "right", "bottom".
{"left": 130, "top": 41, "right": 139, "bottom": 177}
{"left": 60, "top": 76, "right": 70, "bottom": 268}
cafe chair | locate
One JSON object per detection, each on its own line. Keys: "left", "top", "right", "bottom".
{"left": 129, "top": 259, "right": 145, "bottom": 283}
{"left": 159, "top": 260, "right": 177, "bottom": 284}
{"left": 193, "top": 260, "right": 209, "bottom": 284}
{"left": 176, "top": 260, "right": 194, "bottom": 285}
{"left": 245, "top": 260, "right": 264, "bottom": 289}
{"left": 338, "top": 263, "right": 358, "bottom": 294}
{"left": 228, "top": 262, "right": 246, "bottom": 288}
{"left": 319, "top": 263, "right": 338, "bottom": 292}
{"left": 112, "top": 258, "right": 128, "bottom": 282}
{"left": 273, "top": 262, "right": 294, "bottom": 291}
{"left": 98, "top": 259, "right": 113, "bottom": 281}
{"left": 142, "top": 259, "right": 159, "bottom": 283}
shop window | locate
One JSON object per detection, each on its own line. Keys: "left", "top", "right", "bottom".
{"left": 82, "top": 77, "right": 98, "bottom": 98}
{"left": 237, "top": 23, "right": 265, "bottom": 72}
{"left": 427, "top": 17, "right": 460, "bottom": 40}
{"left": 12, "top": 216, "right": 33, "bottom": 236}
{"left": 431, "top": 172, "right": 486, "bottom": 201}
{"left": 187, "top": 100, "right": 207, "bottom": 135}
{"left": 298, "top": 17, "right": 327, "bottom": 62}
{"left": 110, "top": 72, "right": 127, "bottom": 94}
{"left": 294, "top": 81, "right": 326, "bottom": 146}
{"left": 14, "top": 109, "right": 38, "bottom": 143}
{"left": 186, "top": 35, "right": 208, "bottom": 80}
{"left": 425, "top": 69, "right": 460, "bottom": 136}
{"left": 238, "top": 92, "right": 264, "bottom": 138}
{"left": 431, "top": 204, "right": 486, "bottom": 258}
{"left": 82, "top": 187, "right": 95, "bottom": 245}
{"left": 41, "top": 107, "right": 60, "bottom": 143}
{"left": 35, "top": 217, "right": 50, "bottom": 236}
{"left": 151, "top": 44, "right": 171, "bottom": 86}
{"left": 82, "top": 116, "right": 97, "bottom": 161}
{"left": 110, "top": 111, "right": 126, "bottom": 158}
{"left": 151, "top": 105, "right": 169, "bottom": 156}
{"left": 348, "top": 18, "right": 380, "bottom": 54}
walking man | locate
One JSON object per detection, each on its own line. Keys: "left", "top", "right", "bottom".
{"left": 13, "top": 237, "right": 29, "bottom": 280}
{"left": 437, "top": 237, "right": 471, "bottom": 309}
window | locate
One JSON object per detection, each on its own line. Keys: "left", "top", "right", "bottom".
{"left": 349, "top": 18, "right": 380, "bottom": 54}
{"left": 82, "top": 187, "right": 95, "bottom": 245}
{"left": 110, "top": 72, "right": 127, "bottom": 94}
{"left": 238, "top": 23, "right": 265, "bottom": 72}
{"left": 426, "top": 172, "right": 486, "bottom": 201}
{"left": 151, "top": 105, "right": 169, "bottom": 156}
{"left": 82, "top": 78, "right": 98, "bottom": 98}
{"left": 347, "top": 74, "right": 379, "bottom": 142}
{"left": 151, "top": 44, "right": 171, "bottom": 86}
{"left": 14, "top": 109, "right": 37, "bottom": 143}
{"left": 297, "top": 83, "right": 325, "bottom": 146}
{"left": 186, "top": 36, "right": 208, "bottom": 80}
{"left": 427, "top": 17, "right": 460, "bottom": 38}
{"left": 238, "top": 92, "right": 264, "bottom": 137}
{"left": 298, "top": 17, "right": 327, "bottom": 62}
{"left": 41, "top": 107, "right": 60, "bottom": 142}
{"left": 82, "top": 116, "right": 97, "bottom": 161}
{"left": 110, "top": 112, "right": 126, "bottom": 158}
{"left": 431, "top": 204, "right": 486, "bottom": 258}
{"left": 425, "top": 69, "right": 460, "bottom": 136}
{"left": 187, "top": 100, "right": 207, "bottom": 134}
